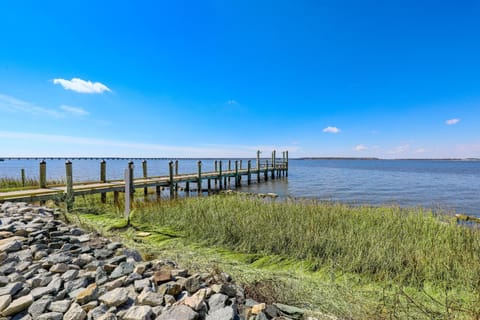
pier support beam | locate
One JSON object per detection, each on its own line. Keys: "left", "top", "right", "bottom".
{"left": 264, "top": 160, "right": 268, "bottom": 181}
{"left": 142, "top": 160, "right": 148, "bottom": 196}
{"left": 257, "top": 150, "right": 261, "bottom": 183}
{"left": 228, "top": 160, "right": 231, "bottom": 187}
{"left": 219, "top": 161, "right": 223, "bottom": 190}
{"left": 214, "top": 161, "right": 218, "bottom": 188}
{"left": 286, "top": 150, "right": 289, "bottom": 177}
{"left": 235, "top": 160, "right": 240, "bottom": 187}
{"left": 65, "top": 161, "right": 74, "bottom": 211}
{"left": 169, "top": 161, "right": 174, "bottom": 199}
{"left": 271, "top": 150, "right": 276, "bottom": 179}
{"left": 128, "top": 161, "right": 135, "bottom": 201}
{"left": 197, "top": 161, "right": 202, "bottom": 196}
{"left": 175, "top": 160, "right": 179, "bottom": 196}
{"left": 39, "top": 160, "right": 46, "bottom": 189}
{"left": 100, "top": 160, "right": 107, "bottom": 203}
{"left": 247, "top": 160, "right": 251, "bottom": 185}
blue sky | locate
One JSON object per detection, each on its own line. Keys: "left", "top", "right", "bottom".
{"left": 0, "top": 1, "right": 479, "bottom": 158}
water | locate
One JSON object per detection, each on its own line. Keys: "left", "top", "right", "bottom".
{"left": 1, "top": 158, "right": 479, "bottom": 215}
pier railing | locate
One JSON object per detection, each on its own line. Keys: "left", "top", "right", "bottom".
{"left": 0, "top": 150, "right": 289, "bottom": 209}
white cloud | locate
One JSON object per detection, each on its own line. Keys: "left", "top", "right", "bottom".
{"left": 354, "top": 144, "right": 367, "bottom": 151}
{"left": 416, "top": 148, "right": 426, "bottom": 153}
{"left": 445, "top": 118, "right": 460, "bottom": 125}
{"left": 0, "top": 94, "right": 63, "bottom": 118}
{"left": 323, "top": 126, "right": 341, "bottom": 134}
{"left": 53, "top": 78, "right": 111, "bottom": 94}
{"left": 60, "top": 105, "right": 89, "bottom": 116}
{"left": 387, "top": 144, "right": 410, "bottom": 154}
{"left": 227, "top": 100, "right": 238, "bottom": 105}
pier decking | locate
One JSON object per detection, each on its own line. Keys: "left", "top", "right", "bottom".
{"left": 0, "top": 151, "right": 289, "bottom": 206}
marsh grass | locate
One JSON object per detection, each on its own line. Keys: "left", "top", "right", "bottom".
{"left": 0, "top": 177, "right": 65, "bottom": 191}
{"left": 71, "top": 194, "right": 480, "bottom": 319}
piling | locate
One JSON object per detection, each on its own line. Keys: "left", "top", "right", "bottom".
{"left": 128, "top": 161, "right": 135, "bottom": 201}
{"left": 142, "top": 160, "right": 148, "bottom": 196}
{"left": 228, "top": 160, "right": 232, "bottom": 186}
{"left": 235, "top": 160, "right": 240, "bottom": 187}
{"left": 197, "top": 161, "right": 202, "bottom": 196}
{"left": 256, "top": 150, "right": 261, "bottom": 183}
{"left": 175, "top": 160, "right": 179, "bottom": 196}
{"left": 21, "top": 169, "right": 25, "bottom": 187}
{"left": 100, "top": 160, "right": 107, "bottom": 203}
{"left": 264, "top": 160, "right": 268, "bottom": 181}
{"left": 39, "top": 160, "right": 46, "bottom": 188}
{"left": 271, "top": 150, "right": 276, "bottom": 179}
{"left": 286, "top": 150, "right": 289, "bottom": 177}
{"left": 65, "top": 161, "right": 74, "bottom": 211}
{"left": 214, "top": 160, "right": 218, "bottom": 188}
{"left": 218, "top": 161, "right": 223, "bottom": 190}
{"left": 247, "top": 160, "right": 252, "bottom": 185}
{"left": 169, "top": 161, "right": 174, "bottom": 199}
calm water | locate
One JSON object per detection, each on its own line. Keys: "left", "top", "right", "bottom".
{"left": 1, "top": 158, "right": 479, "bottom": 215}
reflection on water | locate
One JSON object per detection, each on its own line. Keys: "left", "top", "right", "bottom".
{"left": 1, "top": 158, "right": 479, "bottom": 215}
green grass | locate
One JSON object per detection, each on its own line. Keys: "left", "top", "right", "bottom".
{"left": 69, "top": 193, "right": 480, "bottom": 319}
{"left": 0, "top": 177, "right": 65, "bottom": 191}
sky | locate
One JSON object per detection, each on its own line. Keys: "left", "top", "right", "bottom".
{"left": 0, "top": 0, "right": 479, "bottom": 158}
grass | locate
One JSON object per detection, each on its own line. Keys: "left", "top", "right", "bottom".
{"left": 0, "top": 177, "right": 65, "bottom": 191}
{"left": 68, "top": 193, "right": 480, "bottom": 319}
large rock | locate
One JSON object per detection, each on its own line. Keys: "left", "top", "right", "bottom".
{"left": 0, "top": 294, "right": 12, "bottom": 313}
{"left": 273, "top": 303, "right": 305, "bottom": 319}
{"left": 63, "top": 302, "right": 86, "bottom": 320}
{"left": 0, "top": 294, "right": 33, "bottom": 316}
{"left": 98, "top": 287, "right": 129, "bottom": 307}
{"left": 206, "top": 306, "right": 235, "bottom": 320}
{"left": 47, "top": 299, "right": 71, "bottom": 313}
{"left": 208, "top": 293, "right": 228, "bottom": 313}
{"left": 28, "top": 295, "right": 53, "bottom": 318}
{"left": 122, "top": 305, "right": 153, "bottom": 320}
{"left": 36, "top": 312, "right": 63, "bottom": 320}
{"left": 76, "top": 284, "right": 98, "bottom": 305}
{"left": 157, "top": 305, "right": 198, "bottom": 320}
{"left": 0, "top": 282, "right": 22, "bottom": 296}
{"left": 136, "top": 289, "right": 164, "bottom": 307}
{"left": 110, "top": 262, "right": 134, "bottom": 279}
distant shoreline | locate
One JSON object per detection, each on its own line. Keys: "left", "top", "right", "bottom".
{"left": 297, "top": 157, "right": 480, "bottom": 161}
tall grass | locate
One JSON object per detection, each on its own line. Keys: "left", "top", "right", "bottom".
{"left": 0, "top": 177, "right": 65, "bottom": 191}
{"left": 133, "top": 195, "right": 480, "bottom": 291}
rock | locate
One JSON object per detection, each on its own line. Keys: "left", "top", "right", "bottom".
{"left": 212, "top": 283, "right": 237, "bottom": 297}
{"left": 273, "top": 303, "right": 305, "bottom": 319}
{"left": 63, "top": 302, "right": 86, "bottom": 320}
{"left": 97, "top": 312, "right": 117, "bottom": 320}
{"left": 61, "top": 269, "right": 79, "bottom": 281}
{"left": 30, "top": 286, "right": 54, "bottom": 299}
{"left": 0, "top": 240, "right": 22, "bottom": 253}
{"left": 76, "top": 284, "right": 98, "bottom": 305}
{"left": 133, "top": 264, "right": 146, "bottom": 275}
{"left": 87, "top": 304, "right": 109, "bottom": 320}
{"left": 104, "top": 276, "right": 127, "bottom": 291}
{"left": 206, "top": 306, "right": 235, "bottom": 320}
{"left": 164, "top": 294, "right": 176, "bottom": 305}
{"left": 183, "top": 289, "right": 207, "bottom": 311}
{"left": 0, "top": 294, "right": 33, "bottom": 316}
{"left": 158, "top": 281, "right": 182, "bottom": 296}
{"left": 94, "top": 249, "right": 113, "bottom": 260}
{"left": 110, "top": 262, "right": 134, "bottom": 279}
{"left": 47, "top": 299, "right": 71, "bottom": 313}
{"left": 152, "top": 269, "right": 171, "bottom": 284}
{"left": 134, "top": 278, "right": 151, "bottom": 292}
{"left": 208, "top": 293, "right": 228, "bottom": 313}
{"left": 36, "top": 312, "right": 63, "bottom": 320}
{"left": 157, "top": 305, "right": 198, "bottom": 320}
{"left": 251, "top": 303, "right": 266, "bottom": 314}
{"left": 122, "top": 305, "right": 153, "bottom": 320}
{"left": 28, "top": 295, "right": 53, "bottom": 318}
{"left": 98, "top": 287, "right": 129, "bottom": 307}
{"left": 50, "top": 263, "right": 68, "bottom": 273}
{"left": 136, "top": 289, "right": 164, "bottom": 307}
{"left": 95, "top": 266, "right": 108, "bottom": 286}
{"left": 184, "top": 274, "right": 201, "bottom": 294}
{"left": 0, "top": 295, "right": 12, "bottom": 313}
{"left": 0, "top": 282, "right": 22, "bottom": 296}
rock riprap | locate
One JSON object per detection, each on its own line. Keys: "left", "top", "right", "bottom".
{"left": 0, "top": 201, "right": 309, "bottom": 320}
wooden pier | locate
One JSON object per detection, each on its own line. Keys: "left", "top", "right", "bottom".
{"left": 0, "top": 151, "right": 289, "bottom": 208}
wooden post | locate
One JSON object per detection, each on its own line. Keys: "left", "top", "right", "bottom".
{"left": 124, "top": 168, "right": 131, "bottom": 222}
{"left": 218, "top": 161, "right": 223, "bottom": 190}
{"left": 114, "top": 191, "right": 119, "bottom": 206}
{"left": 169, "top": 161, "right": 174, "bottom": 199}
{"left": 264, "top": 160, "right": 269, "bottom": 181}
{"left": 228, "top": 160, "right": 232, "bottom": 186}
{"left": 207, "top": 179, "right": 211, "bottom": 194}
{"left": 271, "top": 150, "right": 276, "bottom": 179}
{"left": 39, "top": 160, "right": 46, "bottom": 188}
{"left": 247, "top": 160, "right": 251, "bottom": 185}
{"left": 156, "top": 185, "right": 161, "bottom": 199}
{"left": 185, "top": 182, "right": 190, "bottom": 196}
{"left": 240, "top": 160, "right": 243, "bottom": 170}
{"left": 128, "top": 161, "right": 135, "bottom": 201}
{"left": 65, "top": 161, "right": 74, "bottom": 211}
{"left": 286, "top": 150, "right": 289, "bottom": 177}
{"left": 175, "top": 160, "right": 179, "bottom": 195}
{"left": 142, "top": 160, "right": 148, "bottom": 196}
{"left": 257, "top": 150, "right": 261, "bottom": 182}
{"left": 100, "top": 160, "right": 107, "bottom": 203}
{"left": 197, "top": 161, "right": 202, "bottom": 196}
{"left": 235, "top": 160, "right": 240, "bottom": 187}
{"left": 214, "top": 160, "right": 218, "bottom": 188}
{"left": 21, "top": 169, "right": 25, "bottom": 187}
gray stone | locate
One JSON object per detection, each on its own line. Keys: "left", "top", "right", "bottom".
{"left": 158, "top": 281, "right": 182, "bottom": 296}
{"left": 0, "top": 240, "right": 22, "bottom": 253}
{"left": 47, "top": 299, "right": 71, "bottom": 313}
{"left": 157, "top": 305, "right": 198, "bottom": 320}
{"left": 50, "top": 263, "right": 68, "bottom": 273}
{"left": 94, "top": 249, "right": 113, "bottom": 259}
{"left": 184, "top": 274, "right": 201, "bottom": 294}
{"left": 98, "top": 287, "right": 129, "bottom": 307}
{"left": 97, "top": 312, "right": 117, "bottom": 320}
{"left": 36, "top": 312, "right": 63, "bottom": 320}
{"left": 134, "top": 278, "right": 151, "bottom": 292}
{"left": 208, "top": 293, "right": 228, "bottom": 313}
{"left": 0, "top": 294, "right": 12, "bottom": 313}
{"left": 61, "top": 269, "right": 78, "bottom": 282}
{"left": 122, "top": 305, "right": 153, "bottom": 320}
{"left": 63, "top": 302, "right": 86, "bottom": 320}
{"left": 0, "top": 276, "right": 9, "bottom": 286}
{"left": 106, "top": 242, "right": 122, "bottom": 251}
{"left": 95, "top": 266, "right": 108, "bottom": 286}
{"left": 206, "top": 306, "right": 235, "bottom": 320}
{"left": 87, "top": 304, "right": 109, "bottom": 320}
{"left": 30, "top": 286, "right": 54, "bottom": 299}
{"left": 137, "top": 289, "right": 164, "bottom": 307}
{"left": 27, "top": 295, "right": 52, "bottom": 317}
{"left": 0, "top": 282, "right": 24, "bottom": 297}
{"left": 0, "top": 294, "right": 33, "bottom": 316}
{"left": 273, "top": 303, "right": 305, "bottom": 319}
{"left": 110, "top": 262, "right": 134, "bottom": 279}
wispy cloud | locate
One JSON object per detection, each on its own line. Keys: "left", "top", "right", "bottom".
{"left": 387, "top": 144, "right": 410, "bottom": 154}
{"left": 226, "top": 100, "right": 238, "bottom": 105}
{"left": 416, "top": 148, "right": 426, "bottom": 153}
{"left": 53, "top": 78, "right": 111, "bottom": 94}
{"left": 60, "top": 105, "right": 89, "bottom": 116}
{"left": 0, "top": 94, "right": 63, "bottom": 118}
{"left": 445, "top": 118, "right": 460, "bottom": 125}
{"left": 323, "top": 126, "right": 341, "bottom": 134}
{"left": 0, "top": 131, "right": 300, "bottom": 157}
{"left": 354, "top": 144, "right": 367, "bottom": 151}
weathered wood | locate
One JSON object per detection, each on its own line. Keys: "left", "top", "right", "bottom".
{"left": 21, "top": 169, "right": 25, "bottom": 187}
{"left": 247, "top": 160, "right": 251, "bottom": 185}
{"left": 113, "top": 191, "right": 119, "bottom": 206}
{"left": 228, "top": 160, "right": 232, "bottom": 186}
{"left": 169, "top": 161, "right": 174, "bottom": 199}
{"left": 257, "top": 150, "right": 261, "bottom": 182}
{"left": 156, "top": 185, "right": 161, "bottom": 198}
{"left": 39, "top": 160, "right": 46, "bottom": 188}
{"left": 271, "top": 150, "right": 276, "bottom": 179}
{"left": 207, "top": 178, "right": 211, "bottom": 194}
{"left": 218, "top": 161, "right": 223, "bottom": 190}
{"left": 100, "top": 160, "right": 107, "bottom": 203}
{"left": 264, "top": 160, "right": 268, "bottom": 181}
{"left": 65, "top": 161, "right": 74, "bottom": 211}
{"left": 128, "top": 161, "right": 135, "bottom": 201}
{"left": 286, "top": 150, "right": 289, "bottom": 177}
{"left": 175, "top": 160, "right": 179, "bottom": 195}
{"left": 240, "top": 160, "right": 243, "bottom": 170}
{"left": 124, "top": 168, "right": 131, "bottom": 221}
{"left": 197, "top": 161, "right": 202, "bottom": 196}
{"left": 142, "top": 160, "right": 148, "bottom": 196}
{"left": 214, "top": 160, "right": 218, "bottom": 188}
{"left": 235, "top": 160, "right": 240, "bottom": 187}
{"left": 185, "top": 181, "right": 190, "bottom": 196}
